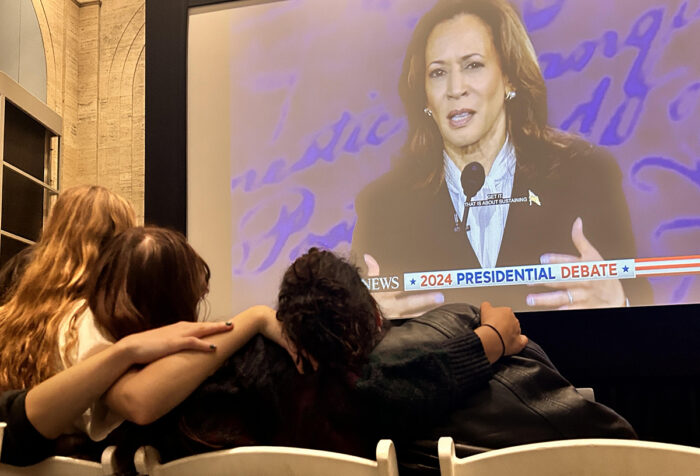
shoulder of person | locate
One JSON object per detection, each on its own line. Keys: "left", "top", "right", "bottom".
{"left": 57, "top": 300, "right": 114, "bottom": 368}
{"left": 212, "top": 334, "right": 296, "bottom": 392}
{"left": 355, "top": 167, "right": 412, "bottom": 205}
{"left": 548, "top": 133, "right": 622, "bottom": 179}
{"left": 357, "top": 150, "right": 441, "bottom": 201}
{"left": 377, "top": 304, "right": 478, "bottom": 353}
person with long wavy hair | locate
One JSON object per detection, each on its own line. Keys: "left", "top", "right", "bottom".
{"left": 52, "top": 225, "right": 214, "bottom": 441}
{"left": 88, "top": 226, "right": 292, "bottom": 433}
{"left": 352, "top": 0, "right": 650, "bottom": 316}
{"left": 1, "top": 220, "right": 292, "bottom": 443}
{"left": 0, "top": 185, "right": 136, "bottom": 392}
{"left": 0, "top": 320, "right": 234, "bottom": 466}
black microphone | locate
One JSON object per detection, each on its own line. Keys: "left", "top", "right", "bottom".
{"left": 457, "top": 162, "right": 485, "bottom": 232}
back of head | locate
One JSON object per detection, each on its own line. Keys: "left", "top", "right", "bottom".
{"left": 0, "top": 185, "right": 136, "bottom": 390}
{"left": 276, "top": 248, "right": 381, "bottom": 372}
{"left": 88, "top": 226, "right": 210, "bottom": 340}
{"left": 20, "top": 185, "right": 136, "bottom": 299}
{"left": 174, "top": 249, "right": 377, "bottom": 458}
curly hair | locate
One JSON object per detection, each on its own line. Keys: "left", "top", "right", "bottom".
{"left": 276, "top": 248, "right": 382, "bottom": 373}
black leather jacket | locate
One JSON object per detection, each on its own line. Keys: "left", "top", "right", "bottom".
{"left": 157, "top": 304, "right": 635, "bottom": 472}
{"left": 387, "top": 304, "right": 637, "bottom": 474}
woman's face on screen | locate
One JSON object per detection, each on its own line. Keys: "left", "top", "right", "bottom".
{"left": 424, "top": 14, "right": 509, "bottom": 156}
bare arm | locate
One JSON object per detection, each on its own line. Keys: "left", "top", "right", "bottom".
{"left": 24, "top": 321, "right": 233, "bottom": 439}
{"left": 474, "top": 302, "right": 528, "bottom": 363}
{"left": 104, "top": 305, "right": 292, "bottom": 425}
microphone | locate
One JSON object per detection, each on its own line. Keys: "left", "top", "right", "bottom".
{"left": 457, "top": 162, "right": 485, "bottom": 232}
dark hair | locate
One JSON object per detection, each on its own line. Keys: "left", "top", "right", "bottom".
{"left": 87, "top": 226, "right": 210, "bottom": 340}
{"left": 276, "top": 248, "right": 381, "bottom": 372}
{"left": 0, "top": 246, "right": 33, "bottom": 305}
{"left": 398, "top": 0, "right": 568, "bottom": 185}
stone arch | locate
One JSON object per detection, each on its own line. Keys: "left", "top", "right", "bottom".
{"left": 0, "top": 0, "right": 48, "bottom": 102}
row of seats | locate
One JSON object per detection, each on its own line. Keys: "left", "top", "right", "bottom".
{"left": 2, "top": 437, "right": 700, "bottom": 475}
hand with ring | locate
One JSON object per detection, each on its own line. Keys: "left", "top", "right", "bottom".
{"left": 526, "top": 218, "right": 626, "bottom": 310}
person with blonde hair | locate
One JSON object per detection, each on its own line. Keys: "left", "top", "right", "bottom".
{"left": 0, "top": 214, "right": 293, "bottom": 444}
{"left": 0, "top": 320, "right": 234, "bottom": 466}
{"left": 0, "top": 185, "right": 136, "bottom": 391}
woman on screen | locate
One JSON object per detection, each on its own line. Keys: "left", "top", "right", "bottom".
{"left": 352, "top": 0, "right": 650, "bottom": 315}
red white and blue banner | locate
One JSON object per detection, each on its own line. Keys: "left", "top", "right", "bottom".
{"left": 402, "top": 256, "right": 700, "bottom": 291}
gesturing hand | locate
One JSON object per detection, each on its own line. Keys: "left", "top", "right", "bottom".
{"left": 364, "top": 254, "right": 444, "bottom": 318}
{"left": 526, "top": 217, "right": 625, "bottom": 310}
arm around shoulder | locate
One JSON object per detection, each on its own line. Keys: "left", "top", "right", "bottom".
{"left": 104, "top": 305, "right": 290, "bottom": 425}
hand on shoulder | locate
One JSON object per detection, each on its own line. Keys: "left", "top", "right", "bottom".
{"left": 476, "top": 301, "right": 528, "bottom": 363}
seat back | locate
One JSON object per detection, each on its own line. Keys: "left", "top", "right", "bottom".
{"left": 0, "top": 456, "right": 103, "bottom": 476}
{"left": 576, "top": 387, "right": 595, "bottom": 402}
{"left": 135, "top": 440, "right": 398, "bottom": 476}
{"left": 438, "top": 437, "right": 700, "bottom": 476}
{"left": 0, "top": 446, "right": 116, "bottom": 476}
{"left": 0, "top": 422, "right": 5, "bottom": 460}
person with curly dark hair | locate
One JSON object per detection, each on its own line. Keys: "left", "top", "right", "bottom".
{"left": 155, "top": 247, "right": 633, "bottom": 472}
{"left": 275, "top": 248, "right": 383, "bottom": 373}
{"left": 276, "top": 248, "right": 525, "bottom": 372}
{"left": 167, "top": 248, "right": 526, "bottom": 460}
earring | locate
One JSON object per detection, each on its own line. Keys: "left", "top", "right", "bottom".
{"left": 505, "top": 90, "right": 517, "bottom": 101}
{"left": 423, "top": 107, "right": 433, "bottom": 117}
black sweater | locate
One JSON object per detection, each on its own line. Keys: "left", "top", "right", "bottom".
{"left": 0, "top": 390, "right": 53, "bottom": 466}
{"left": 152, "top": 306, "right": 492, "bottom": 461}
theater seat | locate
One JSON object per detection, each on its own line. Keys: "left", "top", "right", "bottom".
{"left": 576, "top": 387, "right": 595, "bottom": 402}
{"left": 0, "top": 446, "right": 117, "bottom": 476}
{"left": 134, "top": 440, "right": 398, "bottom": 476}
{"left": 437, "top": 436, "right": 700, "bottom": 476}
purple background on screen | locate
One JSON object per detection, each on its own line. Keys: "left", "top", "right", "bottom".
{"left": 224, "top": 0, "right": 700, "bottom": 308}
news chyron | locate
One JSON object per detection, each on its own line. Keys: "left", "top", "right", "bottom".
{"left": 362, "top": 275, "right": 401, "bottom": 292}
{"left": 363, "top": 256, "right": 700, "bottom": 293}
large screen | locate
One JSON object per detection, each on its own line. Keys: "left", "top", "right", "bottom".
{"left": 187, "top": 0, "right": 700, "bottom": 318}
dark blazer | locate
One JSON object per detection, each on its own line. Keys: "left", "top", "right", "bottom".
{"left": 352, "top": 139, "right": 652, "bottom": 310}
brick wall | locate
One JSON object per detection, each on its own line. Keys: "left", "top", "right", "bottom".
{"left": 32, "top": 0, "right": 145, "bottom": 222}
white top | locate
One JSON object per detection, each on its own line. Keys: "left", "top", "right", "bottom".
{"left": 443, "top": 138, "right": 516, "bottom": 268}
{"left": 57, "top": 300, "right": 124, "bottom": 441}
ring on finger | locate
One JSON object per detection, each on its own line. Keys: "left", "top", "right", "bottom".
{"left": 566, "top": 290, "right": 574, "bottom": 305}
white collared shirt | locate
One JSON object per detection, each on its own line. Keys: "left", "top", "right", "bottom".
{"left": 444, "top": 138, "right": 516, "bottom": 268}
{"left": 57, "top": 300, "right": 123, "bottom": 441}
